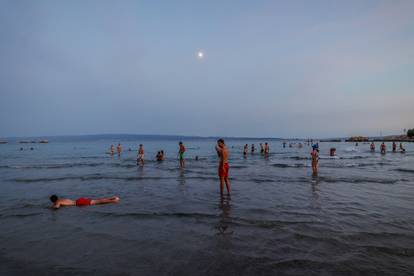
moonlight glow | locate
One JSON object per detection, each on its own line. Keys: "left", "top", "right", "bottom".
{"left": 197, "top": 51, "right": 204, "bottom": 59}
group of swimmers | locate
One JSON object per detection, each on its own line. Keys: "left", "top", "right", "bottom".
{"left": 370, "top": 141, "right": 406, "bottom": 154}
{"left": 50, "top": 139, "right": 230, "bottom": 209}
{"left": 51, "top": 139, "right": 409, "bottom": 209}
{"left": 243, "top": 143, "right": 270, "bottom": 156}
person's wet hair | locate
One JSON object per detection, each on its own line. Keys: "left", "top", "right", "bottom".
{"left": 50, "top": 195, "right": 58, "bottom": 203}
{"left": 179, "top": 141, "right": 182, "bottom": 145}
{"left": 217, "top": 138, "right": 225, "bottom": 144}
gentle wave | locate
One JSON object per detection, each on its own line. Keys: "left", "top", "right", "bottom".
{"left": 394, "top": 168, "right": 414, "bottom": 174}
{"left": 13, "top": 175, "right": 220, "bottom": 183}
{"left": 0, "top": 162, "right": 105, "bottom": 170}
{"left": 272, "top": 163, "right": 308, "bottom": 168}
{"left": 318, "top": 176, "right": 399, "bottom": 184}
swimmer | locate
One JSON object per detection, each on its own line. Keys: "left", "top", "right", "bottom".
{"left": 251, "top": 144, "right": 255, "bottom": 153}
{"left": 283, "top": 141, "right": 286, "bottom": 148}
{"left": 380, "top": 142, "right": 386, "bottom": 154}
{"left": 156, "top": 151, "right": 162, "bottom": 161}
{"left": 50, "top": 194, "right": 120, "bottom": 209}
{"left": 110, "top": 145, "right": 115, "bottom": 155}
{"left": 137, "top": 144, "right": 144, "bottom": 165}
{"left": 311, "top": 145, "right": 319, "bottom": 175}
{"left": 260, "top": 143, "right": 264, "bottom": 154}
{"left": 330, "top": 147, "right": 336, "bottom": 156}
{"left": 243, "top": 144, "right": 248, "bottom": 156}
{"left": 156, "top": 150, "right": 165, "bottom": 161}
{"left": 178, "top": 142, "right": 186, "bottom": 168}
{"left": 264, "top": 142, "right": 269, "bottom": 155}
{"left": 400, "top": 143, "right": 406, "bottom": 153}
{"left": 215, "top": 139, "right": 231, "bottom": 196}
{"left": 392, "top": 142, "right": 397, "bottom": 152}
{"left": 117, "top": 143, "right": 122, "bottom": 155}
{"left": 370, "top": 142, "right": 375, "bottom": 152}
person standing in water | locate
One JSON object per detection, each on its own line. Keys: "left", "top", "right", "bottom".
{"left": 216, "top": 139, "right": 231, "bottom": 196}
{"left": 311, "top": 145, "right": 319, "bottom": 175}
{"left": 370, "top": 142, "right": 375, "bottom": 152}
{"left": 137, "top": 144, "right": 144, "bottom": 165}
{"left": 264, "top": 142, "right": 270, "bottom": 155}
{"left": 251, "top": 144, "right": 255, "bottom": 153}
{"left": 243, "top": 144, "right": 248, "bottom": 157}
{"left": 117, "top": 143, "right": 122, "bottom": 155}
{"left": 178, "top": 141, "right": 186, "bottom": 168}
{"left": 260, "top": 143, "right": 264, "bottom": 154}
{"left": 380, "top": 142, "right": 386, "bottom": 154}
{"left": 110, "top": 144, "right": 115, "bottom": 155}
{"left": 400, "top": 143, "right": 406, "bottom": 153}
{"left": 392, "top": 142, "right": 397, "bottom": 152}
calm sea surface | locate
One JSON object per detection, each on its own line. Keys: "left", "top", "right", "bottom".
{"left": 0, "top": 138, "right": 414, "bottom": 275}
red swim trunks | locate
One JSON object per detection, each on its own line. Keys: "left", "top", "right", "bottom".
{"left": 76, "top": 197, "right": 92, "bottom": 206}
{"left": 218, "top": 163, "right": 229, "bottom": 178}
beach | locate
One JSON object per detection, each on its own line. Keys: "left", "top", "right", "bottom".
{"left": 0, "top": 137, "right": 414, "bottom": 275}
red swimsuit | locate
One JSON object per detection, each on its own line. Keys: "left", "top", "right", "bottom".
{"left": 76, "top": 198, "right": 92, "bottom": 206}
{"left": 218, "top": 163, "right": 229, "bottom": 178}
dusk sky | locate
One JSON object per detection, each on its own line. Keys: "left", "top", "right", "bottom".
{"left": 1, "top": 0, "right": 413, "bottom": 138}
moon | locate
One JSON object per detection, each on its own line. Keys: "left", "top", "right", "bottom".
{"left": 197, "top": 51, "right": 204, "bottom": 59}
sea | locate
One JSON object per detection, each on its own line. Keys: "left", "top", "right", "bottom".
{"left": 0, "top": 136, "right": 413, "bottom": 275}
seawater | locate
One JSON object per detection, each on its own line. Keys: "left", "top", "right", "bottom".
{"left": 0, "top": 138, "right": 413, "bottom": 275}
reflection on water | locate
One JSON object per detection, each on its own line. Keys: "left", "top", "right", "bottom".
{"left": 217, "top": 195, "right": 233, "bottom": 235}
{"left": 178, "top": 168, "right": 186, "bottom": 185}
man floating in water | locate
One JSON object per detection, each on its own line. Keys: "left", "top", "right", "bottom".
{"left": 137, "top": 144, "right": 145, "bottom": 165}
{"left": 50, "top": 195, "right": 120, "bottom": 209}
{"left": 216, "top": 139, "right": 231, "bottom": 196}
{"left": 178, "top": 141, "right": 186, "bottom": 168}
{"left": 311, "top": 145, "right": 319, "bottom": 175}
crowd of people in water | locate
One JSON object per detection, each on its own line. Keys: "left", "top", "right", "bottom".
{"left": 50, "top": 139, "right": 408, "bottom": 209}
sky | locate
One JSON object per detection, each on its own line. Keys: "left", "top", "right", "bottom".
{"left": 0, "top": 0, "right": 413, "bottom": 138}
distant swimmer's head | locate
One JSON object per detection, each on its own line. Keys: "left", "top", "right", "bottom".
{"left": 139, "top": 144, "right": 143, "bottom": 147}
{"left": 50, "top": 195, "right": 58, "bottom": 203}
{"left": 179, "top": 141, "right": 183, "bottom": 145}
